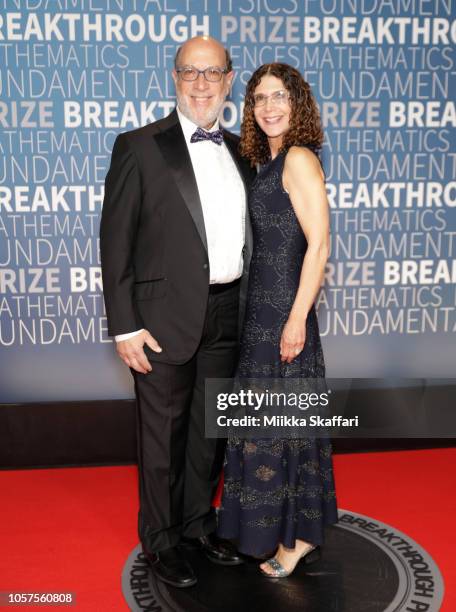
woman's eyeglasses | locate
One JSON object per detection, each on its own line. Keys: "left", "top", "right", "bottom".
{"left": 253, "top": 90, "right": 289, "bottom": 107}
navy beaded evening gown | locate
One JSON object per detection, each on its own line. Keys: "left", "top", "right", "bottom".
{"left": 217, "top": 148, "right": 338, "bottom": 557}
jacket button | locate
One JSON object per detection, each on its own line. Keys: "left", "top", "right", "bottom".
{"left": 203, "top": 263, "right": 208, "bottom": 269}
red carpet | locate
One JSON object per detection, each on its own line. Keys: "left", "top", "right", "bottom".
{"left": 0, "top": 448, "right": 454, "bottom": 611}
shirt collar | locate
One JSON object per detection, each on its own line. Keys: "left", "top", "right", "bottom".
{"left": 177, "top": 106, "right": 221, "bottom": 144}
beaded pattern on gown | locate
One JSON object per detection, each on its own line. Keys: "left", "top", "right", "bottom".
{"left": 217, "top": 148, "right": 338, "bottom": 557}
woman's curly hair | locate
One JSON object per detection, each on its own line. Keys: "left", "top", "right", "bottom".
{"left": 239, "top": 63, "right": 324, "bottom": 166}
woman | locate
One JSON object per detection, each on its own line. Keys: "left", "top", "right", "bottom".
{"left": 217, "top": 63, "right": 338, "bottom": 578}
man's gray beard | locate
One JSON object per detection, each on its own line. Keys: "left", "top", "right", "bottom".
{"left": 177, "top": 95, "right": 224, "bottom": 128}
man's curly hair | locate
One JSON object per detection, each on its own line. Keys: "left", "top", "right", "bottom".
{"left": 240, "top": 63, "right": 324, "bottom": 166}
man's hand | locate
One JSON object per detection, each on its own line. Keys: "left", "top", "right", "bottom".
{"left": 116, "top": 330, "right": 162, "bottom": 373}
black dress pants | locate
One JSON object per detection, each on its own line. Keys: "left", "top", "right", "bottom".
{"left": 133, "top": 283, "right": 240, "bottom": 552}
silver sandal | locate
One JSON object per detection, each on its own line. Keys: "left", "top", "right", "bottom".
{"left": 259, "top": 545, "right": 321, "bottom": 578}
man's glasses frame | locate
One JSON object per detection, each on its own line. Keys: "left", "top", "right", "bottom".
{"left": 253, "top": 90, "right": 290, "bottom": 107}
{"left": 176, "top": 65, "right": 228, "bottom": 82}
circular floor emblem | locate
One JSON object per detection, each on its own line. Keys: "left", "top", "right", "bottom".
{"left": 121, "top": 509, "right": 444, "bottom": 612}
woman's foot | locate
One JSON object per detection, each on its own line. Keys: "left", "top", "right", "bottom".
{"left": 259, "top": 540, "right": 319, "bottom": 577}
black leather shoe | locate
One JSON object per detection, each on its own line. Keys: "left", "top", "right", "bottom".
{"left": 142, "top": 545, "right": 197, "bottom": 588}
{"left": 181, "top": 533, "right": 244, "bottom": 566}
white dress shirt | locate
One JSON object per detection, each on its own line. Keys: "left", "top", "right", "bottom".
{"left": 115, "top": 108, "right": 246, "bottom": 342}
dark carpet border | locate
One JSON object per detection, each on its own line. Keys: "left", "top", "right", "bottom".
{"left": 1, "top": 385, "right": 455, "bottom": 469}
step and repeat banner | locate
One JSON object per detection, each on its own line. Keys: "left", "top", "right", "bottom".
{"left": 0, "top": 1, "right": 455, "bottom": 402}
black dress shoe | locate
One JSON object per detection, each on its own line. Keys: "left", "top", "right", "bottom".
{"left": 181, "top": 533, "right": 244, "bottom": 566}
{"left": 142, "top": 545, "right": 197, "bottom": 588}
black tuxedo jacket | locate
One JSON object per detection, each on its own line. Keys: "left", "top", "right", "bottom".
{"left": 100, "top": 109, "right": 255, "bottom": 364}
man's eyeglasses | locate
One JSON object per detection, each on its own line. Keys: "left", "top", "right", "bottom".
{"left": 176, "top": 66, "right": 228, "bottom": 82}
{"left": 253, "top": 90, "right": 289, "bottom": 107}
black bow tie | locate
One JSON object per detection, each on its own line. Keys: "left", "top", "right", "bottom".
{"left": 190, "top": 127, "right": 224, "bottom": 146}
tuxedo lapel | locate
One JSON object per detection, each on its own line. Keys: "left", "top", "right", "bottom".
{"left": 223, "top": 131, "right": 254, "bottom": 268}
{"left": 155, "top": 111, "right": 208, "bottom": 252}
{"left": 223, "top": 131, "right": 250, "bottom": 192}
{"left": 222, "top": 132, "right": 255, "bottom": 336}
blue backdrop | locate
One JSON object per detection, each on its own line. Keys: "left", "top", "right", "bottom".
{"left": 0, "top": 1, "right": 455, "bottom": 402}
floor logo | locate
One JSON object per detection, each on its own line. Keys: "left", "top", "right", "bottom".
{"left": 121, "top": 509, "right": 444, "bottom": 612}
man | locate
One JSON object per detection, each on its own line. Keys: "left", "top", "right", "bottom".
{"left": 100, "top": 36, "right": 253, "bottom": 588}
